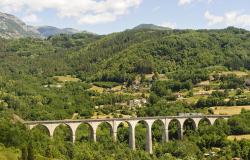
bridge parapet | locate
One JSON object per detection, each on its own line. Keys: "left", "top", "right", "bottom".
{"left": 24, "top": 115, "right": 230, "bottom": 125}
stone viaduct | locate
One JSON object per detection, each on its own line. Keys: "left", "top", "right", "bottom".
{"left": 24, "top": 115, "right": 230, "bottom": 154}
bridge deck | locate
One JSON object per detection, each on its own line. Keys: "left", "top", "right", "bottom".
{"left": 24, "top": 115, "right": 231, "bottom": 124}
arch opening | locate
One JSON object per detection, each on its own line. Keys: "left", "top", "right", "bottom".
{"left": 168, "top": 119, "right": 181, "bottom": 140}
{"left": 135, "top": 120, "right": 148, "bottom": 150}
{"left": 53, "top": 124, "right": 73, "bottom": 142}
{"left": 30, "top": 124, "right": 50, "bottom": 137}
{"left": 213, "top": 118, "right": 229, "bottom": 134}
{"left": 30, "top": 125, "right": 53, "bottom": 158}
{"left": 117, "top": 121, "right": 130, "bottom": 145}
{"left": 198, "top": 118, "right": 211, "bottom": 128}
{"left": 214, "top": 118, "right": 226, "bottom": 126}
{"left": 152, "top": 119, "right": 165, "bottom": 144}
{"left": 96, "top": 122, "right": 113, "bottom": 143}
{"left": 75, "top": 123, "right": 93, "bottom": 143}
{"left": 183, "top": 118, "right": 196, "bottom": 137}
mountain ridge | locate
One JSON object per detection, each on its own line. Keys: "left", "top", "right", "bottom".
{"left": 0, "top": 12, "right": 82, "bottom": 38}
{"left": 36, "top": 26, "right": 80, "bottom": 37}
{"left": 1, "top": 12, "right": 248, "bottom": 40}
{"left": 0, "top": 12, "right": 41, "bottom": 38}
{"left": 0, "top": 12, "right": 175, "bottom": 39}
{"left": 133, "top": 24, "right": 171, "bottom": 30}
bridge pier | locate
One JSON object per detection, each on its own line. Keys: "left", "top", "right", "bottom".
{"left": 128, "top": 120, "right": 137, "bottom": 150}
{"left": 179, "top": 127, "right": 184, "bottom": 140}
{"left": 129, "top": 125, "right": 136, "bottom": 150}
{"left": 178, "top": 119, "right": 186, "bottom": 140}
{"left": 68, "top": 123, "right": 81, "bottom": 143}
{"left": 163, "top": 129, "right": 169, "bottom": 142}
{"left": 163, "top": 119, "right": 171, "bottom": 142}
{"left": 89, "top": 122, "right": 99, "bottom": 142}
{"left": 112, "top": 130, "right": 117, "bottom": 142}
{"left": 145, "top": 120, "right": 154, "bottom": 154}
{"left": 146, "top": 125, "right": 152, "bottom": 153}
{"left": 92, "top": 130, "right": 97, "bottom": 142}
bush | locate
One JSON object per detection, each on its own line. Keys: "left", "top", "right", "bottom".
{"left": 228, "top": 111, "right": 250, "bottom": 135}
{"left": 93, "top": 81, "right": 120, "bottom": 88}
{"left": 151, "top": 80, "right": 193, "bottom": 96}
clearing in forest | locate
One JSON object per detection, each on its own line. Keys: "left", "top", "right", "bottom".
{"left": 227, "top": 134, "right": 250, "bottom": 141}
{"left": 220, "top": 71, "right": 249, "bottom": 77}
{"left": 53, "top": 75, "right": 80, "bottom": 82}
{"left": 211, "top": 106, "right": 250, "bottom": 115}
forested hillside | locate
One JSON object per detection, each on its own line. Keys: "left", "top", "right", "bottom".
{"left": 0, "top": 27, "right": 250, "bottom": 119}
{"left": 1, "top": 27, "right": 250, "bottom": 159}
{"left": 2, "top": 27, "right": 250, "bottom": 79}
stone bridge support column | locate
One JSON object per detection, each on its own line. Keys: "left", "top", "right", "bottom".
{"left": 111, "top": 121, "right": 117, "bottom": 142}
{"left": 177, "top": 118, "right": 186, "bottom": 140}
{"left": 145, "top": 120, "right": 155, "bottom": 154}
{"left": 67, "top": 123, "right": 81, "bottom": 143}
{"left": 127, "top": 120, "right": 138, "bottom": 151}
{"left": 163, "top": 119, "right": 171, "bottom": 142}
{"left": 112, "top": 129, "right": 117, "bottom": 142}
{"left": 89, "top": 122, "right": 100, "bottom": 142}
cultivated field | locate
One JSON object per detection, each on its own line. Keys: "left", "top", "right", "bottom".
{"left": 211, "top": 106, "right": 250, "bottom": 115}
{"left": 228, "top": 134, "right": 250, "bottom": 141}
{"left": 88, "top": 85, "right": 105, "bottom": 93}
{"left": 53, "top": 75, "right": 80, "bottom": 82}
{"left": 220, "top": 71, "right": 249, "bottom": 77}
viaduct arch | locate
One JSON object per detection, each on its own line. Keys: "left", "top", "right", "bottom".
{"left": 25, "top": 115, "right": 230, "bottom": 154}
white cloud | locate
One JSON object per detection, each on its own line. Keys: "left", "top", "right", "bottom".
{"left": 160, "top": 21, "right": 177, "bottom": 29}
{"left": 0, "top": 0, "right": 143, "bottom": 24}
{"left": 204, "top": 11, "right": 223, "bottom": 25}
{"left": 205, "top": 11, "right": 250, "bottom": 27}
{"left": 78, "top": 13, "right": 116, "bottom": 24}
{"left": 178, "top": 0, "right": 214, "bottom": 6}
{"left": 152, "top": 6, "right": 161, "bottom": 12}
{"left": 22, "top": 14, "right": 39, "bottom": 24}
{"left": 178, "top": 0, "right": 193, "bottom": 5}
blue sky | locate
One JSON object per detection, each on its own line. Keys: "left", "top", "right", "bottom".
{"left": 0, "top": 0, "right": 250, "bottom": 34}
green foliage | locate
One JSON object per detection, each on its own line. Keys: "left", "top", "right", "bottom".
{"left": 170, "top": 69, "right": 209, "bottom": 84}
{"left": 228, "top": 110, "right": 250, "bottom": 135}
{"left": 0, "top": 113, "right": 28, "bottom": 148}
{"left": 137, "top": 101, "right": 192, "bottom": 117}
{"left": 155, "top": 140, "right": 201, "bottom": 159}
{"left": 151, "top": 80, "right": 192, "bottom": 95}
{"left": 195, "top": 119, "right": 230, "bottom": 149}
{"left": 93, "top": 82, "right": 120, "bottom": 89}
{"left": 219, "top": 74, "right": 245, "bottom": 89}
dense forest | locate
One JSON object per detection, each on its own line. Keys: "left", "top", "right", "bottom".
{"left": 1, "top": 27, "right": 250, "bottom": 159}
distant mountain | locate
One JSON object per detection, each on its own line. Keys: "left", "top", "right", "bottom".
{"left": 0, "top": 12, "right": 82, "bottom": 39}
{"left": 0, "top": 12, "right": 175, "bottom": 39}
{"left": 0, "top": 12, "right": 41, "bottom": 39}
{"left": 133, "top": 24, "right": 171, "bottom": 30}
{"left": 37, "top": 26, "right": 80, "bottom": 37}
